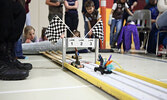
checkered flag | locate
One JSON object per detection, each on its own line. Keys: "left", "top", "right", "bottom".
{"left": 45, "top": 16, "right": 67, "bottom": 44}
{"left": 92, "top": 20, "right": 104, "bottom": 41}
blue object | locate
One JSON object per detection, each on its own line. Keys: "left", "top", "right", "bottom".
{"left": 106, "top": 64, "right": 115, "bottom": 72}
{"left": 15, "top": 39, "right": 25, "bottom": 59}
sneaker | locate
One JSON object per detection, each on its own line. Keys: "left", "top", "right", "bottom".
{"left": 157, "top": 44, "right": 164, "bottom": 57}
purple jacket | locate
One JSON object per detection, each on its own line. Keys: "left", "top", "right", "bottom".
{"left": 117, "top": 24, "right": 140, "bottom": 51}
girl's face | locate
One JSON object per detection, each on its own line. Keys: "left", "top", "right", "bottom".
{"left": 26, "top": 29, "right": 35, "bottom": 40}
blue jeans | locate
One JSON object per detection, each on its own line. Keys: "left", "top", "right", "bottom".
{"left": 110, "top": 19, "right": 122, "bottom": 45}
{"left": 15, "top": 38, "right": 23, "bottom": 57}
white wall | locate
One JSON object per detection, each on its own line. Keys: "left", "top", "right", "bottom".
{"left": 29, "top": 0, "right": 84, "bottom": 38}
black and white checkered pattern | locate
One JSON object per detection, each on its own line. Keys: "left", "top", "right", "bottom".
{"left": 45, "top": 16, "right": 66, "bottom": 43}
{"left": 92, "top": 20, "right": 104, "bottom": 41}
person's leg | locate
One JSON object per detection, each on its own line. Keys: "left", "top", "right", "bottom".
{"left": 8, "top": 1, "right": 26, "bottom": 42}
{"left": 159, "top": 32, "right": 167, "bottom": 46}
{"left": 114, "top": 19, "right": 122, "bottom": 44}
{"left": 110, "top": 19, "right": 116, "bottom": 47}
{"left": 71, "top": 13, "right": 79, "bottom": 37}
{"left": 48, "top": 14, "right": 55, "bottom": 23}
{"left": 147, "top": 23, "right": 158, "bottom": 53}
{"left": 7, "top": 1, "right": 32, "bottom": 70}
{"left": 162, "top": 33, "right": 167, "bottom": 49}
{"left": 15, "top": 38, "right": 26, "bottom": 59}
{"left": 65, "top": 12, "right": 73, "bottom": 37}
{"left": 147, "top": 27, "right": 155, "bottom": 53}
{"left": 122, "top": 12, "right": 129, "bottom": 27}
{"left": 0, "top": 0, "right": 29, "bottom": 80}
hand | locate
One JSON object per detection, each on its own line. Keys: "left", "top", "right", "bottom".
{"left": 88, "top": 30, "right": 92, "bottom": 37}
{"left": 25, "top": 39, "right": 31, "bottom": 43}
{"left": 60, "top": 34, "right": 65, "bottom": 38}
{"left": 55, "top": 2, "right": 60, "bottom": 6}
{"left": 131, "top": 5, "right": 134, "bottom": 10}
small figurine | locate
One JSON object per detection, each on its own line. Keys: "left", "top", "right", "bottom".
{"left": 94, "top": 54, "right": 115, "bottom": 75}
{"left": 71, "top": 48, "right": 84, "bottom": 68}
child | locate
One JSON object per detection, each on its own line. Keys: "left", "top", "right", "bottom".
{"left": 84, "top": 0, "right": 101, "bottom": 38}
{"left": 82, "top": 0, "right": 99, "bottom": 37}
{"left": 22, "top": 25, "right": 38, "bottom": 43}
{"left": 109, "top": 0, "right": 133, "bottom": 48}
{"left": 64, "top": 0, "right": 79, "bottom": 37}
{"left": 39, "top": 27, "right": 48, "bottom": 42}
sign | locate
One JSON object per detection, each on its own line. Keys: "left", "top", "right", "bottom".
{"left": 67, "top": 38, "right": 95, "bottom": 48}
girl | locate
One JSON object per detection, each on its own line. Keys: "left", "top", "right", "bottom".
{"left": 64, "top": 0, "right": 79, "bottom": 37}
{"left": 23, "top": 26, "right": 38, "bottom": 43}
{"left": 109, "top": 0, "right": 133, "bottom": 48}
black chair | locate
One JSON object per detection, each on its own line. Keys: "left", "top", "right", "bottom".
{"left": 128, "top": 10, "right": 152, "bottom": 53}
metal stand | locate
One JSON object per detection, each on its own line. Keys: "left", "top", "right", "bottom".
{"left": 62, "top": 38, "right": 99, "bottom": 68}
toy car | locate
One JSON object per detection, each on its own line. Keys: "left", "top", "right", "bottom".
{"left": 71, "top": 48, "right": 84, "bottom": 68}
{"left": 94, "top": 54, "right": 114, "bottom": 75}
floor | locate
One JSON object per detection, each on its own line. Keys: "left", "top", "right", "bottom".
{"left": 0, "top": 52, "right": 167, "bottom": 100}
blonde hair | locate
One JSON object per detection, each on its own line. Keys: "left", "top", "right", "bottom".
{"left": 24, "top": 26, "right": 35, "bottom": 37}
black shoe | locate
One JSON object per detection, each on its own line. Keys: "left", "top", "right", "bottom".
{"left": 0, "top": 61, "right": 29, "bottom": 80}
{"left": 12, "top": 59, "right": 32, "bottom": 70}
{"left": 6, "top": 43, "right": 32, "bottom": 70}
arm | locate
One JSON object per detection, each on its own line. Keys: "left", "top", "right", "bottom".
{"left": 45, "top": 0, "right": 60, "bottom": 6}
{"left": 64, "top": 0, "right": 78, "bottom": 9}
{"left": 151, "top": 19, "right": 156, "bottom": 23}
{"left": 126, "top": 8, "right": 133, "bottom": 16}
{"left": 87, "top": 21, "right": 92, "bottom": 30}
{"left": 87, "top": 21, "right": 93, "bottom": 37}
{"left": 97, "top": 18, "right": 101, "bottom": 22}
{"left": 110, "top": 9, "right": 114, "bottom": 15}
{"left": 131, "top": 1, "right": 137, "bottom": 10}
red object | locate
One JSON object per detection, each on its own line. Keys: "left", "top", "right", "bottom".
{"left": 106, "top": 0, "right": 113, "bottom": 8}
{"left": 100, "top": 0, "right": 106, "bottom": 49}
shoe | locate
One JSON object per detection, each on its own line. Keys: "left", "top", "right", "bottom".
{"left": 7, "top": 43, "right": 32, "bottom": 70}
{"left": 0, "top": 61, "right": 29, "bottom": 80}
{"left": 157, "top": 44, "right": 164, "bottom": 57}
{"left": 12, "top": 59, "right": 32, "bottom": 70}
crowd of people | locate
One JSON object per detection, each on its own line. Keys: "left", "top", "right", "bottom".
{"left": 0, "top": 0, "right": 167, "bottom": 80}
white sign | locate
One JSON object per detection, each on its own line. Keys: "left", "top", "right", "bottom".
{"left": 67, "top": 38, "right": 95, "bottom": 47}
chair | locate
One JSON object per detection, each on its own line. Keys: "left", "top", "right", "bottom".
{"left": 128, "top": 10, "right": 152, "bottom": 53}
{"left": 156, "top": 10, "right": 167, "bottom": 56}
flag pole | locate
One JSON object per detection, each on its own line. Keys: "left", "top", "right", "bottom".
{"left": 84, "top": 19, "right": 103, "bottom": 38}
